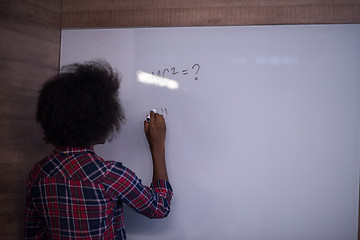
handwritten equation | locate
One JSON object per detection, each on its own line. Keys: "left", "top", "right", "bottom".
{"left": 152, "top": 64, "right": 200, "bottom": 81}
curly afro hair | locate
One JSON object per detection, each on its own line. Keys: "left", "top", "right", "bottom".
{"left": 36, "top": 60, "right": 125, "bottom": 147}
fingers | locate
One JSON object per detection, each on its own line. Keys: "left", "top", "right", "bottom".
{"left": 153, "top": 113, "right": 165, "bottom": 127}
{"left": 144, "top": 119, "right": 149, "bottom": 132}
{"left": 144, "top": 110, "right": 158, "bottom": 132}
{"left": 150, "top": 110, "right": 156, "bottom": 122}
{"left": 145, "top": 110, "right": 165, "bottom": 124}
{"left": 144, "top": 110, "right": 167, "bottom": 146}
{"left": 144, "top": 111, "right": 166, "bottom": 135}
{"left": 156, "top": 113, "right": 165, "bottom": 126}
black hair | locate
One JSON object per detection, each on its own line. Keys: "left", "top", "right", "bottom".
{"left": 36, "top": 60, "right": 125, "bottom": 147}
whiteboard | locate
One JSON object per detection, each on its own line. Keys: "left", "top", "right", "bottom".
{"left": 60, "top": 25, "right": 360, "bottom": 240}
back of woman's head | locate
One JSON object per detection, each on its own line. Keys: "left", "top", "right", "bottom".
{"left": 36, "top": 60, "right": 125, "bottom": 147}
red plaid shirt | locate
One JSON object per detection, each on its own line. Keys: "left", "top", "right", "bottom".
{"left": 24, "top": 147, "right": 173, "bottom": 239}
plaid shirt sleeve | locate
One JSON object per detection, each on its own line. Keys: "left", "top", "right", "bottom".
{"left": 24, "top": 176, "right": 43, "bottom": 240}
{"left": 103, "top": 161, "right": 173, "bottom": 218}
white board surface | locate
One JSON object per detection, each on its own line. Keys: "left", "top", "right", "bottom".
{"left": 60, "top": 25, "right": 360, "bottom": 240}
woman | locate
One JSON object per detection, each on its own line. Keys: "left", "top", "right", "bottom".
{"left": 24, "top": 60, "right": 172, "bottom": 239}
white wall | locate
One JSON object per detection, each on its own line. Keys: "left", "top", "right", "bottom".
{"left": 61, "top": 25, "right": 360, "bottom": 240}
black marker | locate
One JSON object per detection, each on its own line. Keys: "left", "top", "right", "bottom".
{"left": 145, "top": 109, "right": 157, "bottom": 122}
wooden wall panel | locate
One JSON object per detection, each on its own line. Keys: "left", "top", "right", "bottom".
{"left": 0, "top": 0, "right": 61, "bottom": 239}
{"left": 62, "top": 0, "right": 360, "bottom": 28}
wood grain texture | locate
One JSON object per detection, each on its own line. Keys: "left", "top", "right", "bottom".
{"left": 61, "top": 0, "right": 360, "bottom": 28}
{"left": 0, "top": 0, "right": 61, "bottom": 239}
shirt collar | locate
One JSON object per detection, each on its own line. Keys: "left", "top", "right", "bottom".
{"left": 54, "top": 146, "right": 95, "bottom": 155}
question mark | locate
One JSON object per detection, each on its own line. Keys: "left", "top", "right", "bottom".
{"left": 192, "top": 64, "right": 200, "bottom": 80}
